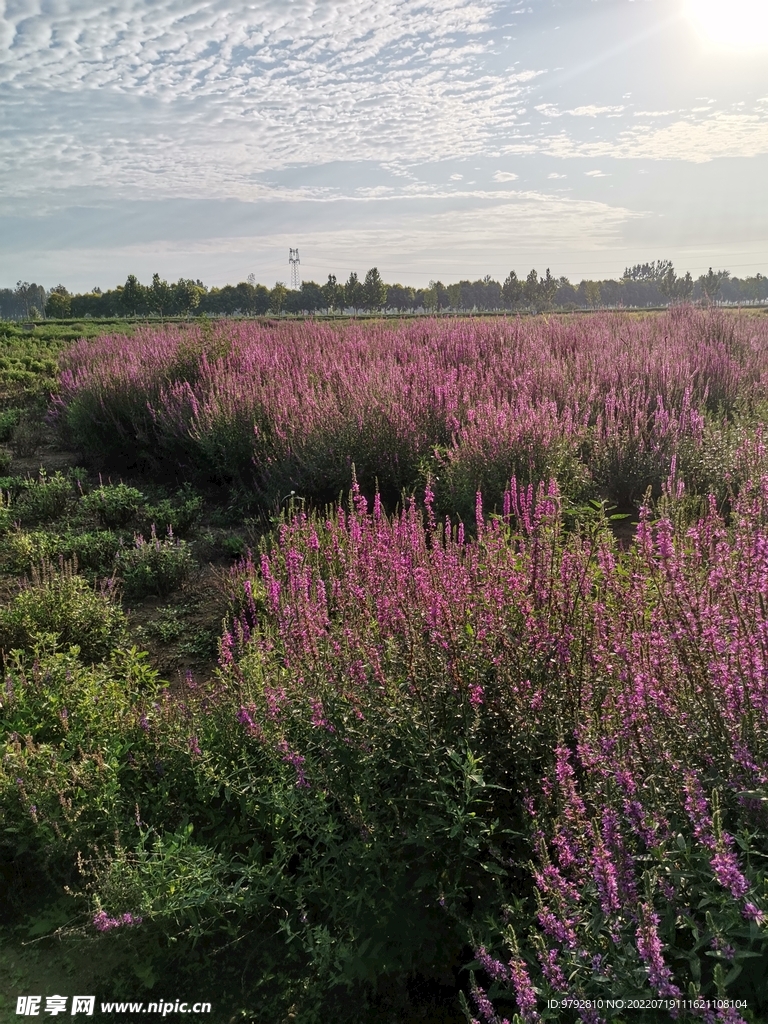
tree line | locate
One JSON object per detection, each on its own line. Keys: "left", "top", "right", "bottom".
{"left": 1, "top": 262, "right": 767, "bottom": 321}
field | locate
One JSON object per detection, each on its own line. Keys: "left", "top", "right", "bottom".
{"left": 2, "top": 309, "right": 768, "bottom": 1023}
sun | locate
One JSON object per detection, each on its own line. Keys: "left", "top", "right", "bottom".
{"left": 686, "top": 0, "right": 768, "bottom": 51}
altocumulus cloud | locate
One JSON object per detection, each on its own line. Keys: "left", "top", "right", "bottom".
{"left": 0, "top": 0, "right": 544, "bottom": 205}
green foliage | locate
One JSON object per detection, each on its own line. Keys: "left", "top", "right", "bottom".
{"left": 0, "top": 492, "right": 12, "bottom": 535}
{"left": 79, "top": 483, "right": 145, "bottom": 529}
{"left": 220, "top": 533, "right": 247, "bottom": 560}
{"left": 0, "top": 558, "right": 127, "bottom": 662}
{"left": 0, "top": 407, "right": 21, "bottom": 442}
{"left": 0, "top": 450, "right": 11, "bottom": 475}
{"left": 116, "top": 527, "right": 193, "bottom": 599}
{"left": 12, "top": 472, "right": 73, "bottom": 526}
{"left": 138, "top": 485, "right": 203, "bottom": 537}
{"left": 0, "top": 647, "right": 160, "bottom": 865}
{"left": 5, "top": 529, "right": 123, "bottom": 577}
{"left": 11, "top": 412, "right": 47, "bottom": 458}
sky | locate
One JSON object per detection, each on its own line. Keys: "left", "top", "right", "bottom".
{"left": 2, "top": 0, "right": 768, "bottom": 291}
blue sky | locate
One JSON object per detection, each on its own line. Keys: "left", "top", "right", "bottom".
{"left": 2, "top": 0, "right": 767, "bottom": 290}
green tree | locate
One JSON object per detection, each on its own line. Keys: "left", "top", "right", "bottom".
{"left": 149, "top": 273, "right": 173, "bottom": 317}
{"left": 446, "top": 282, "right": 462, "bottom": 310}
{"left": 659, "top": 267, "right": 694, "bottom": 303}
{"left": 418, "top": 284, "right": 437, "bottom": 312}
{"left": 322, "top": 274, "right": 343, "bottom": 312}
{"left": 584, "top": 280, "right": 601, "bottom": 308}
{"left": 699, "top": 267, "right": 729, "bottom": 303}
{"left": 623, "top": 260, "right": 673, "bottom": 283}
{"left": 269, "top": 282, "right": 288, "bottom": 314}
{"left": 502, "top": 271, "right": 522, "bottom": 309}
{"left": 121, "top": 275, "right": 146, "bottom": 316}
{"left": 362, "top": 267, "right": 387, "bottom": 311}
{"left": 386, "top": 284, "right": 416, "bottom": 312}
{"left": 523, "top": 269, "right": 540, "bottom": 310}
{"left": 344, "top": 272, "right": 364, "bottom": 312}
{"left": 540, "top": 268, "right": 557, "bottom": 310}
{"left": 15, "top": 281, "right": 46, "bottom": 320}
{"left": 172, "top": 279, "right": 203, "bottom": 315}
{"left": 299, "top": 281, "right": 325, "bottom": 313}
{"left": 45, "top": 285, "right": 71, "bottom": 319}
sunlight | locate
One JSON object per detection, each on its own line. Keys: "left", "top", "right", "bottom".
{"left": 686, "top": 0, "right": 768, "bottom": 51}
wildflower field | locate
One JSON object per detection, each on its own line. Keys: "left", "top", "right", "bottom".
{"left": 2, "top": 309, "right": 768, "bottom": 1023}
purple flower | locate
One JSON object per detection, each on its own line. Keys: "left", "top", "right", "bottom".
{"left": 710, "top": 849, "right": 749, "bottom": 900}
{"left": 636, "top": 905, "right": 682, "bottom": 1001}
{"left": 591, "top": 838, "right": 620, "bottom": 915}
{"left": 742, "top": 902, "right": 765, "bottom": 924}
{"left": 475, "top": 946, "right": 510, "bottom": 983}
{"left": 93, "top": 910, "right": 142, "bottom": 932}
{"left": 508, "top": 955, "right": 541, "bottom": 1023}
{"left": 469, "top": 684, "right": 484, "bottom": 708}
{"left": 538, "top": 947, "right": 566, "bottom": 992}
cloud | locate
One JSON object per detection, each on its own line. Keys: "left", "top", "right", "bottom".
{"left": 534, "top": 103, "right": 625, "bottom": 118}
{"left": 547, "top": 172, "right": 566, "bottom": 179}
{"left": 493, "top": 171, "right": 519, "bottom": 181}
{"left": 503, "top": 109, "right": 768, "bottom": 164}
{"left": 0, "top": 0, "right": 547, "bottom": 204}
{"left": 585, "top": 170, "right": 608, "bottom": 177}
{"left": 1, "top": 189, "right": 644, "bottom": 289}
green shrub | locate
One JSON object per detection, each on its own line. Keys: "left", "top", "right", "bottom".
{"left": 116, "top": 527, "right": 193, "bottom": 599}
{"left": 220, "top": 532, "right": 247, "bottom": 560}
{"left": 5, "top": 529, "right": 123, "bottom": 577}
{"left": 13, "top": 471, "right": 73, "bottom": 526}
{"left": 0, "top": 449, "right": 11, "bottom": 475}
{"left": 79, "top": 483, "right": 145, "bottom": 529}
{"left": 4, "top": 529, "right": 59, "bottom": 571}
{"left": 66, "top": 465, "right": 91, "bottom": 492}
{"left": 0, "top": 407, "right": 21, "bottom": 442}
{"left": 0, "top": 646, "right": 160, "bottom": 867}
{"left": 0, "top": 558, "right": 127, "bottom": 662}
{"left": 0, "top": 474, "right": 33, "bottom": 498}
{"left": 0, "top": 491, "right": 12, "bottom": 535}
{"left": 11, "top": 411, "right": 47, "bottom": 457}
{"left": 138, "top": 485, "right": 203, "bottom": 537}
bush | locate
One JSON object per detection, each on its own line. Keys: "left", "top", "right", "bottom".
{"left": 0, "top": 407, "right": 21, "bottom": 442}
{"left": 79, "top": 483, "right": 145, "bottom": 529}
{"left": 12, "top": 471, "right": 73, "bottom": 526}
{"left": 11, "top": 411, "right": 47, "bottom": 457}
{"left": 54, "top": 310, "right": 768, "bottom": 515}
{"left": 0, "top": 646, "right": 160, "bottom": 869}
{"left": 0, "top": 449, "right": 11, "bottom": 475}
{"left": 5, "top": 529, "right": 123, "bottom": 577}
{"left": 0, "top": 558, "right": 127, "bottom": 662}
{"left": 116, "top": 527, "right": 193, "bottom": 599}
{"left": 137, "top": 485, "right": 203, "bottom": 537}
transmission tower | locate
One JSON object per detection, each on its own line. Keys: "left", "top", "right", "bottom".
{"left": 289, "top": 248, "right": 301, "bottom": 290}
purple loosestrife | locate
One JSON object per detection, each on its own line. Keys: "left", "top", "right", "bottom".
{"left": 508, "top": 955, "right": 541, "bottom": 1024}
{"left": 537, "top": 947, "right": 567, "bottom": 992}
{"left": 475, "top": 946, "right": 510, "bottom": 983}
{"left": 56, "top": 310, "right": 768, "bottom": 509}
{"left": 93, "top": 910, "right": 143, "bottom": 932}
{"left": 205, "top": 444, "right": 768, "bottom": 1020}
{"left": 636, "top": 905, "right": 682, "bottom": 1001}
